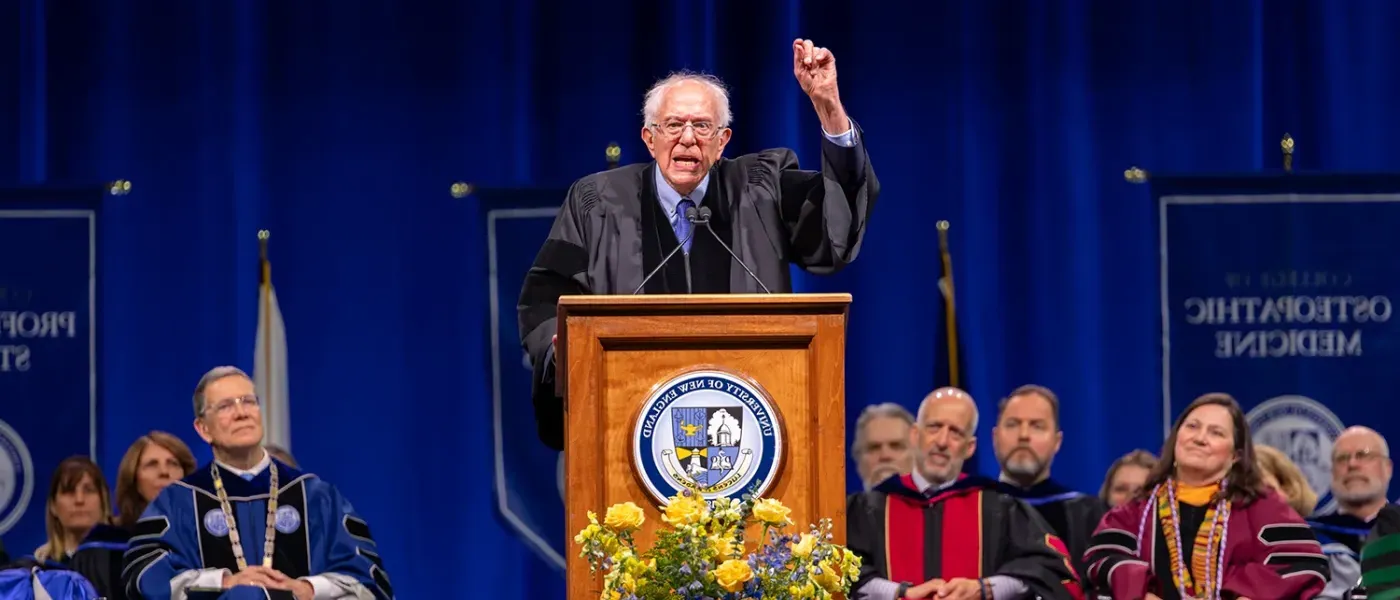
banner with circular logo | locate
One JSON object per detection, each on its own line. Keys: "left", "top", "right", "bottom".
{"left": 1247, "top": 395, "right": 1345, "bottom": 515}
{"left": 632, "top": 369, "right": 784, "bottom": 505}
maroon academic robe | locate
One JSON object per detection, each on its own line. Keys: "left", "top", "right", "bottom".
{"left": 847, "top": 474, "right": 1083, "bottom": 599}
{"left": 1084, "top": 488, "right": 1328, "bottom": 600}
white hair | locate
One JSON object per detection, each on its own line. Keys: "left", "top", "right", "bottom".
{"left": 642, "top": 71, "right": 732, "bottom": 129}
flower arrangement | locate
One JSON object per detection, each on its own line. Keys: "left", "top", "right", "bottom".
{"left": 574, "top": 486, "right": 861, "bottom": 599}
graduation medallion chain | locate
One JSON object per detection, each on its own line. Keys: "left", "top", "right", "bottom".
{"left": 211, "top": 460, "right": 280, "bottom": 570}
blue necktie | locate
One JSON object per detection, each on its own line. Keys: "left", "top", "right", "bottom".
{"left": 673, "top": 198, "right": 695, "bottom": 254}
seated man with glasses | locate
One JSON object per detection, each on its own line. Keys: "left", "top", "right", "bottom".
{"left": 1306, "top": 426, "right": 1397, "bottom": 600}
{"left": 519, "top": 38, "right": 880, "bottom": 451}
{"left": 123, "top": 366, "right": 392, "bottom": 600}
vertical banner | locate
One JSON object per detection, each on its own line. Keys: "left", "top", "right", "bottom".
{"left": 1155, "top": 175, "right": 1400, "bottom": 515}
{"left": 0, "top": 188, "right": 104, "bottom": 554}
{"left": 480, "top": 188, "right": 568, "bottom": 581}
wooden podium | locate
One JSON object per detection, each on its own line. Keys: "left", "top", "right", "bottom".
{"left": 557, "top": 293, "right": 850, "bottom": 598}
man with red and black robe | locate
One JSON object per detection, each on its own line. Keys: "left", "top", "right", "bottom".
{"left": 847, "top": 388, "right": 1082, "bottom": 600}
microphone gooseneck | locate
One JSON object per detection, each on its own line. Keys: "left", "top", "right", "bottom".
{"left": 633, "top": 205, "right": 701, "bottom": 294}
{"left": 696, "top": 206, "right": 772, "bottom": 294}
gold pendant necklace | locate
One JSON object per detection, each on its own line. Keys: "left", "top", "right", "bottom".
{"left": 211, "top": 458, "right": 280, "bottom": 570}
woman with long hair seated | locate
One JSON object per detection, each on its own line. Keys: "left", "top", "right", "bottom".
{"left": 69, "top": 431, "right": 196, "bottom": 599}
{"left": 1083, "top": 393, "right": 1330, "bottom": 599}
{"left": 33, "top": 456, "right": 112, "bottom": 564}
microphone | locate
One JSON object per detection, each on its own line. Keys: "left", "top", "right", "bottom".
{"left": 633, "top": 205, "right": 700, "bottom": 294}
{"left": 695, "top": 206, "right": 772, "bottom": 293}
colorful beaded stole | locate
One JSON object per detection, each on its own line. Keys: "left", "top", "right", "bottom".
{"left": 1156, "top": 478, "right": 1230, "bottom": 599}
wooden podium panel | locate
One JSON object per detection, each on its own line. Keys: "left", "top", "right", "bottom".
{"left": 558, "top": 294, "right": 849, "bottom": 599}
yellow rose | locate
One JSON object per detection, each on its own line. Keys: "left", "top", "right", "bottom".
{"left": 811, "top": 560, "right": 841, "bottom": 592}
{"left": 662, "top": 494, "right": 706, "bottom": 526}
{"left": 604, "top": 501, "right": 645, "bottom": 531}
{"left": 709, "top": 533, "right": 736, "bottom": 557}
{"left": 790, "top": 533, "right": 816, "bottom": 558}
{"left": 714, "top": 559, "right": 754, "bottom": 593}
{"left": 752, "top": 498, "right": 792, "bottom": 526}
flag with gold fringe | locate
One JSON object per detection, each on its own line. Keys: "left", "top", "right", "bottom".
{"left": 255, "top": 231, "right": 291, "bottom": 450}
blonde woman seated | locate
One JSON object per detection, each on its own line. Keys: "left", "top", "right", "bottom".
{"left": 1254, "top": 444, "right": 1317, "bottom": 518}
{"left": 70, "top": 432, "right": 197, "bottom": 600}
{"left": 33, "top": 456, "right": 113, "bottom": 564}
{"left": 1084, "top": 393, "right": 1329, "bottom": 599}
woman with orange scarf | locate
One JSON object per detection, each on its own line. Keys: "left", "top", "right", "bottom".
{"left": 1083, "top": 393, "right": 1329, "bottom": 599}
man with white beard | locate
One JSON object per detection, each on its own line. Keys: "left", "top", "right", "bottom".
{"left": 990, "top": 385, "right": 1106, "bottom": 593}
{"left": 1306, "top": 425, "right": 1398, "bottom": 599}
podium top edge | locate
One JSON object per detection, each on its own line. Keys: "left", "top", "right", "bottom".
{"left": 558, "top": 293, "right": 852, "bottom": 313}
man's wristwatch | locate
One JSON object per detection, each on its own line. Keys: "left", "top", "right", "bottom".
{"left": 896, "top": 582, "right": 911, "bottom": 598}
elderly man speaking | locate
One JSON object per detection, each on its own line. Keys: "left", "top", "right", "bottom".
{"left": 519, "top": 38, "right": 880, "bottom": 450}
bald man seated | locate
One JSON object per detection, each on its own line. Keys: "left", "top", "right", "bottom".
{"left": 1306, "top": 425, "right": 1399, "bottom": 600}
{"left": 845, "top": 388, "right": 1082, "bottom": 600}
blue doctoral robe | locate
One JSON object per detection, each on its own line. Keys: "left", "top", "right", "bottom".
{"left": 123, "top": 458, "right": 392, "bottom": 600}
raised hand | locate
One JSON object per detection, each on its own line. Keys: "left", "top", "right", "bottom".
{"left": 792, "top": 39, "right": 837, "bottom": 103}
{"left": 791, "top": 38, "right": 849, "bottom": 134}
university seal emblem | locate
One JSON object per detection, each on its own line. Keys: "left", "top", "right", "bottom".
{"left": 0, "top": 418, "right": 34, "bottom": 535}
{"left": 632, "top": 370, "right": 783, "bottom": 505}
{"left": 1247, "top": 395, "right": 1345, "bottom": 514}
{"left": 275, "top": 505, "right": 302, "bottom": 534}
{"left": 204, "top": 508, "right": 230, "bottom": 537}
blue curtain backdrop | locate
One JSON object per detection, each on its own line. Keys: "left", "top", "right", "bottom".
{"left": 6, "top": 0, "right": 1400, "bottom": 597}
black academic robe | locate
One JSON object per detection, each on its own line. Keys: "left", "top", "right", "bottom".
{"left": 996, "top": 479, "right": 1106, "bottom": 591}
{"left": 847, "top": 474, "right": 1082, "bottom": 600}
{"left": 518, "top": 127, "right": 878, "bottom": 450}
{"left": 68, "top": 523, "right": 132, "bottom": 600}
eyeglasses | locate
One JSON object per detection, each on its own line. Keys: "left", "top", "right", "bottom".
{"left": 1333, "top": 449, "right": 1389, "bottom": 465}
{"left": 203, "top": 395, "right": 260, "bottom": 417}
{"left": 651, "top": 119, "right": 723, "bottom": 139}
